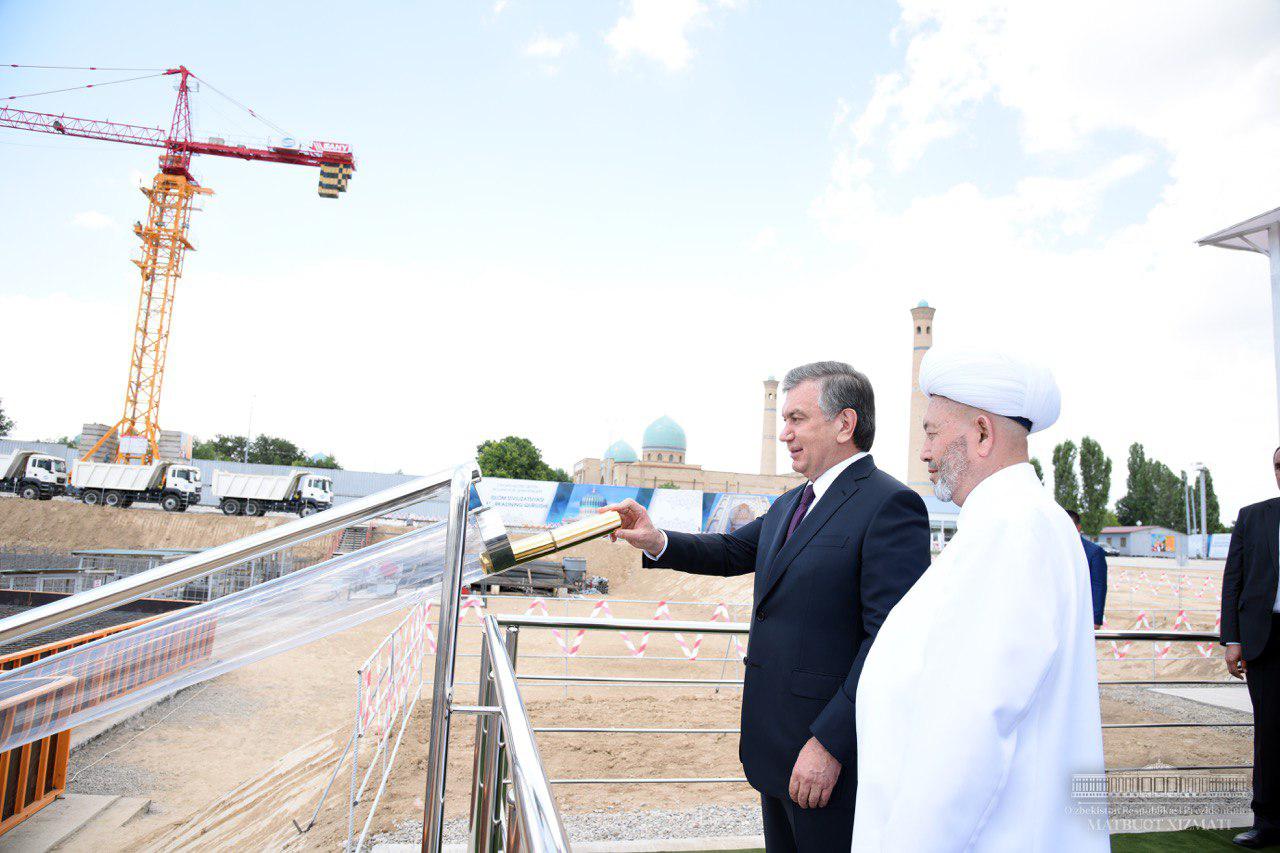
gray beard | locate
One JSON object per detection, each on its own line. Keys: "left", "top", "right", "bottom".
{"left": 933, "top": 479, "right": 954, "bottom": 503}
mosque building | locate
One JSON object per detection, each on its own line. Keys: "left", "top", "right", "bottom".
{"left": 572, "top": 402, "right": 804, "bottom": 495}
{"left": 572, "top": 299, "right": 959, "bottom": 549}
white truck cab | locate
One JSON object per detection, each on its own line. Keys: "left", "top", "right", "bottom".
{"left": 1, "top": 452, "right": 68, "bottom": 499}
{"left": 299, "top": 474, "right": 332, "bottom": 505}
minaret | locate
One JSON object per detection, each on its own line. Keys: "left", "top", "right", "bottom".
{"left": 761, "top": 376, "right": 779, "bottom": 475}
{"left": 908, "top": 301, "right": 936, "bottom": 496}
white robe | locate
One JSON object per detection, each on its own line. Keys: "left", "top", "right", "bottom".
{"left": 851, "top": 463, "right": 1107, "bottom": 852}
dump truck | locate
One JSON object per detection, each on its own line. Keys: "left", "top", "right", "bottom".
{"left": 211, "top": 470, "right": 333, "bottom": 517}
{"left": 71, "top": 460, "right": 202, "bottom": 511}
{"left": 0, "top": 451, "right": 68, "bottom": 500}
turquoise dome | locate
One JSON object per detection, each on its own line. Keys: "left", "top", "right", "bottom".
{"left": 603, "top": 439, "right": 638, "bottom": 463}
{"left": 642, "top": 415, "right": 686, "bottom": 452}
{"left": 917, "top": 299, "right": 930, "bottom": 308}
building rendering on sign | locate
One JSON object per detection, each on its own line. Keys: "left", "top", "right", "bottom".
{"left": 572, "top": 383, "right": 804, "bottom": 495}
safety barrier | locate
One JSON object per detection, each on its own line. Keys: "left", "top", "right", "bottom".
{"left": 0, "top": 615, "right": 165, "bottom": 836}
{"left": 484, "top": 616, "right": 1249, "bottom": 792}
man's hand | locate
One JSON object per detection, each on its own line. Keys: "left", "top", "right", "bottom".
{"left": 599, "top": 499, "right": 665, "bottom": 554}
{"left": 1226, "top": 644, "right": 1247, "bottom": 680}
{"left": 788, "top": 737, "right": 841, "bottom": 809}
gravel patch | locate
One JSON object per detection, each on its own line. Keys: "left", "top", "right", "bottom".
{"left": 371, "top": 804, "right": 764, "bottom": 846}
{"left": 1104, "top": 684, "right": 1253, "bottom": 728}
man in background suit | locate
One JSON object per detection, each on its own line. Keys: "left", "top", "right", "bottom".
{"left": 1067, "top": 509, "right": 1108, "bottom": 628}
{"left": 602, "top": 361, "right": 930, "bottom": 852}
{"left": 1222, "top": 446, "right": 1280, "bottom": 849}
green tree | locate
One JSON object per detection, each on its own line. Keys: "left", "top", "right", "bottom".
{"left": 249, "top": 435, "right": 305, "bottom": 466}
{"left": 1116, "top": 443, "right": 1156, "bottom": 526}
{"left": 193, "top": 434, "right": 247, "bottom": 461}
{"left": 1078, "top": 437, "right": 1112, "bottom": 537}
{"left": 658, "top": 481, "right": 678, "bottom": 489}
{"left": 1151, "top": 463, "right": 1186, "bottom": 530}
{"left": 0, "top": 400, "right": 13, "bottom": 437}
{"left": 304, "top": 453, "right": 342, "bottom": 470}
{"left": 476, "top": 436, "right": 567, "bottom": 482}
{"left": 1052, "top": 440, "right": 1081, "bottom": 513}
{"left": 1029, "top": 457, "right": 1044, "bottom": 483}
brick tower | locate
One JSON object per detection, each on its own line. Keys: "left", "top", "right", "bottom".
{"left": 908, "top": 301, "right": 936, "bottom": 496}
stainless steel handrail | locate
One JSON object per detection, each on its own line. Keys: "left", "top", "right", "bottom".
{"left": 497, "top": 614, "right": 749, "bottom": 634}
{"left": 482, "top": 615, "right": 571, "bottom": 853}
{"left": 0, "top": 468, "right": 465, "bottom": 647}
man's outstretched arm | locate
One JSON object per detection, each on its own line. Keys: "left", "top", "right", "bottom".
{"left": 602, "top": 499, "right": 762, "bottom": 577}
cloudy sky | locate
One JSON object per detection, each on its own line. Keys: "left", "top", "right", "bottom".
{"left": 2, "top": 1, "right": 1278, "bottom": 519}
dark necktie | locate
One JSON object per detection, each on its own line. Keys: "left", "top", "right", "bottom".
{"left": 785, "top": 483, "right": 816, "bottom": 543}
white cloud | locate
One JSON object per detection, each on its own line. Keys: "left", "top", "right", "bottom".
{"left": 605, "top": 0, "right": 719, "bottom": 72}
{"left": 492, "top": 0, "right": 509, "bottom": 15}
{"left": 746, "top": 226, "right": 778, "bottom": 252}
{"left": 813, "top": 0, "right": 1280, "bottom": 518}
{"left": 71, "top": 211, "right": 115, "bottom": 230}
{"left": 524, "top": 31, "right": 578, "bottom": 61}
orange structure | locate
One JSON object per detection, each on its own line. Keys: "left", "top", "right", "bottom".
{"left": 0, "top": 65, "right": 355, "bottom": 464}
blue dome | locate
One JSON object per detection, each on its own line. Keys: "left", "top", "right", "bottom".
{"left": 603, "top": 439, "right": 638, "bottom": 463}
{"left": 917, "top": 299, "right": 929, "bottom": 308}
{"left": 642, "top": 416, "right": 686, "bottom": 452}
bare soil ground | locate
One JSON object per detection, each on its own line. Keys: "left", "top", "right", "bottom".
{"left": 45, "top": 531, "right": 1242, "bottom": 852}
{"left": 2, "top": 501, "right": 1240, "bottom": 848}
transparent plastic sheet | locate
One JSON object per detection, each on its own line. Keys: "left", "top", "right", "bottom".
{"left": 0, "top": 504, "right": 489, "bottom": 753}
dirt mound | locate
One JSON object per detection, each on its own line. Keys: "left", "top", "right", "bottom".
{"left": 0, "top": 496, "right": 295, "bottom": 551}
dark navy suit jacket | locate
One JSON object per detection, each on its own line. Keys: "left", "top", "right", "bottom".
{"left": 643, "top": 454, "right": 930, "bottom": 807}
{"left": 1222, "top": 497, "right": 1280, "bottom": 659}
{"left": 1081, "top": 535, "right": 1108, "bottom": 626}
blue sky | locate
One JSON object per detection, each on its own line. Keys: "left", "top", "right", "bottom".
{"left": 2, "top": 1, "right": 1279, "bottom": 518}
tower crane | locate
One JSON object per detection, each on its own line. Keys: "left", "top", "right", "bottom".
{"left": 0, "top": 65, "right": 355, "bottom": 464}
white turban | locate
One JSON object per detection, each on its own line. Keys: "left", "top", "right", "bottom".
{"left": 918, "top": 348, "right": 1061, "bottom": 433}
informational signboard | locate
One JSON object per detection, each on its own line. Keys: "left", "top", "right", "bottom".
{"left": 474, "top": 479, "right": 779, "bottom": 534}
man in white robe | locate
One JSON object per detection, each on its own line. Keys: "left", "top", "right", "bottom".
{"left": 851, "top": 349, "right": 1107, "bottom": 852}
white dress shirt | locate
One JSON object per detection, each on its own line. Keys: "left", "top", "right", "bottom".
{"left": 644, "top": 451, "right": 868, "bottom": 561}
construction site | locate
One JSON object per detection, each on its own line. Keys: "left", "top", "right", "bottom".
{"left": 0, "top": 493, "right": 1250, "bottom": 851}
{"left": 0, "top": 11, "right": 1273, "bottom": 852}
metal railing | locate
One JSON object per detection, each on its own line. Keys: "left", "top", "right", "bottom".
{"left": 0, "top": 470, "right": 467, "bottom": 647}
{"left": 483, "top": 616, "right": 1251, "bottom": 788}
{"left": 470, "top": 616, "right": 571, "bottom": 853}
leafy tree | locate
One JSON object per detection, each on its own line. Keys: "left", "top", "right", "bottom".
{"left": 193, "top": 433, "right": 341, "bottom": 469}
{"left": 248, "top": 434, "right": 305, "bottom": 466}
{"left": 1116, "top": 443, "right": 1156, "bottom": 526}
{"left": 476, "top": 436, "right": 567, "bottom": 482}
{"left": 1029, "top": 457, "right": 1044, "bottom": 483}
{"left": 193, "top": 434, "right": 247, "bottom": 462}
{"left": 1051, "top": 440, "right": 1081, "bottom": 513}
{"left": 1151, "top": 462, "right": 1186, "bottom": 530}
{"left": 658, "top": 481, "right": 679, "bottom": 489}
{"left": 39, "top": 436, "right": 77, "bottom": 448}
{"left": 0, "top": 400, "right": 12, "bottom": 437}
{"left": 1078, "top": 437, "right": 1112, "bottom": 537}
{"left": 304, "top": 453, "right": 342, "bottom": 470}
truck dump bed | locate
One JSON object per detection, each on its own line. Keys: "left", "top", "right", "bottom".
{"left": 211, "top": 470, "right": 303, "bottom": 501}
{"left": 72, "top": 462, "right": 165, "bottom": 492}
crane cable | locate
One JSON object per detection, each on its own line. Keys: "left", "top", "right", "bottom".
{"left": 2, "top": 70, "right": 170, "bottom": 102}
{"left": 189, "top": 73, "right": 292, "bottom": 138}
{"left": 5, "top": 64, "right": 166, "bottom": 71}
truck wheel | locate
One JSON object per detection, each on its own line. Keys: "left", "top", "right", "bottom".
{"left": 104, "top": 491, "right": 124, "bottom": 508}
{"left": 300, "top": 504, "right": 318, "bottom": 517}
{"left": 221, "top": 498, "right": 241, "bottom": 516}
{"left": 121, "top": 497, "right": 134, "bottom": 507}
{"left": 161, "top": 494, "right": 182, "bottom": 512}
{"left": 83, "top": 491, "right": 101, "bottom": 506}
{"left": 19, "top": 484, "right": 40, "bottom": 501}
{"left": 244, "top": 500, "right": 263, "bottom": 517}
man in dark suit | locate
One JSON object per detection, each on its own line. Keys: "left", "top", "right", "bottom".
{"left": 603, "top": 361, "right": 930, "bottom": 852}
{"left": 1223, "top": 446, "right": 1280, "bottom": 849}
{"left": 1067, "top": 509, "right": 1108, "bottom": 628}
